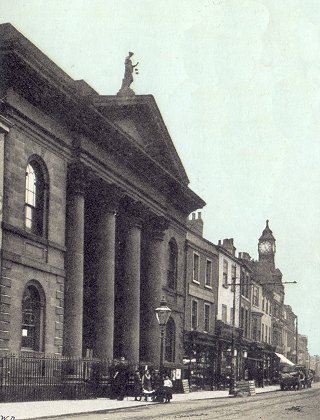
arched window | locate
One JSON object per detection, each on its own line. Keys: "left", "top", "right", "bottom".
{"left": 165, "top": 318, "right": 175, "bottom": 362}
{"left": 25, "top": 159, "right": 48, "bottom": 236}
{"left": 21, "top": 284, "right": 45, "bottom": 351}
{"left": 167, "top": 239, "right": 178, "bottom": 289}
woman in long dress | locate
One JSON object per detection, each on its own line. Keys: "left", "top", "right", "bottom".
{"left": 142, "top": 369, "right": 153, "bottom": 400}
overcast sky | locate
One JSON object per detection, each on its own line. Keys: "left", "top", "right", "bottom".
{"left": 1, "top": 0, "right": 319, "bottom": 355}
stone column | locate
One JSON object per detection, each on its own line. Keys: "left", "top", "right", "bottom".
{"left": 94, "top": 185, "right": 122, "bottom": 360}
{"left": 144, "top": 216, "right": 169, "bottom": 366}
{"left": 122, "top": 214, "right": 142, "bottom": 364}
{"left": 64, "top": 162, "right": 86, "bottom": 358}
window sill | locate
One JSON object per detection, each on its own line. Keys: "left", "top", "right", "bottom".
{"left": 192, "top": 280, "right": 200, "bottom": 285}
{"left": 21, "top": 348, "right": 43, "bottom": 354}
{"left": 204, "top": 285, "right": 212, "bottom": 290}
{"left": 222, "top": 284, "right": 229, "bottom": 289}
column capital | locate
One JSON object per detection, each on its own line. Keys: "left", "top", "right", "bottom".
{"left": 120, "top": 199, "right": 147, "bottom": 229}
{"left": 124, "top": 214, "right": 143, "bottom": 230}
{"left": 96, "top": 182, "right": 125, "bottom": 214}
{"left": 147, "top": 215, "right": 170, "bottom": 241}
{"left": 67, "top": 161, "right": 90, "bottom": 194}
{"left": 0, "top": 114, "right": 13, "bottom": 134}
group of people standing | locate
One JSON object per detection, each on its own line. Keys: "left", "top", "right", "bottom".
{"left": 134, "top": 369, "right": 173, "bottom": 402}
{"left": 110, "top": 363, "right": 173, "bottom": 402}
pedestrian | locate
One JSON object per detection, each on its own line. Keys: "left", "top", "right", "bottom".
{"left": 142, "top": 369, "right": 153, "bottom": 401}
{"left": 152, "top": 369, "right": 161, "bottom": 390}
{"left": 133, "top": 370, "right": 142, "bottom": 401}
{"left": 112, "top": 357, "right": 129, "bottom": 400}
{"left": 163, "top": 374, "right": 173, "bottom": 402}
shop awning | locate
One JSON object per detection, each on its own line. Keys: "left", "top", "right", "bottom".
{"left": 275, "top": 352, "right": 295, "bottom": 366}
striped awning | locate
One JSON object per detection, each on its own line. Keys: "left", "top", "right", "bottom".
{"left": 275, "top": 352, "right": 295, "bottom": 366}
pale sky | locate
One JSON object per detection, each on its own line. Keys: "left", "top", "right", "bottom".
{"left": 1, "top": 0, "right": 319, "bottom": 355}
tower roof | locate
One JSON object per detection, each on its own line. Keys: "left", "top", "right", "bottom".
{"left": 259, "top": 220, "right": 275, "bottom": 241}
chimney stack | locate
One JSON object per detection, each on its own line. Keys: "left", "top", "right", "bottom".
{"left": 187, "top": 211, "right": 204, "bottom": 236}
{"left": 221, "top": 238, "right": 236, "bottom": 256}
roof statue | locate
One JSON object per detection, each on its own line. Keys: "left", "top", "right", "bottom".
{"left": 117, "top": 51, "right": 139, "bottom": 97}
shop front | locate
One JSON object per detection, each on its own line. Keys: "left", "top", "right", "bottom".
{"left": 215, "top": 321, "right": 244, "bottom": 389}
{"left": 183, "top": 331, "right": 218, "bottom": 390}
{"left": 245, "top": 342, "right": 278, "bottom": 387}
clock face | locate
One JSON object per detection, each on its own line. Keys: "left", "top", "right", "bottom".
{"left": 259, "top": 241, "right": 272, "bottom": 254}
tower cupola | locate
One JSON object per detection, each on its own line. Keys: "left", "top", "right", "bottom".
{"left": 258, "top": 220, "right": 276, "bottom": 265}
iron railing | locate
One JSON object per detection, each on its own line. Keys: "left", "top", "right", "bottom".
{"left": 0, "top": 354, "right": 117, "bottom": 402}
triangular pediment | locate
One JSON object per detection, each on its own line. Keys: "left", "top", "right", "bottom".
{"left": 92, "top": 95, "right": 189, "bottom": 185}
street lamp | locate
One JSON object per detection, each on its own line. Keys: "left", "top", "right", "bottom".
{"left": 155, "top": 297, "right": 172, "bottom": 377}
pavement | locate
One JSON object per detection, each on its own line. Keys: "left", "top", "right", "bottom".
{"left": 0, "top": 385, "right": 280, "bottom": 420}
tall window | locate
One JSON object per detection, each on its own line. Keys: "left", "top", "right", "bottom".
{"left": 25, "top": 160, "right": 47, "bottom": 236}
{"left": 205, "top": 259, "right": 212, "bottom": 288}
{"left": 165, "top": 318, "right": 175, "bottom": 362}
{"left": 21, "top": 284, "right": 44, "bottom": 351}
{"left": 231, "top": 265, "right": 236, "bottom": 280}
{"left": 242, "top": 274, "right": 250, "bottom": 298}
{"left": 252, "top": 317, "right": 260, "bottom": 341}
{"left": 204, "top": 303, "right": 210, "bottom": 332}
{"left": 240, "top": 306, "right": 244, "bottom": 329}
{"left": 245, "top": 309, "right": 249, "bottom": 338}
{"left": 167, "top": 239, "right": 178, "bottom": 289}
{"left": 252, "top": 286, "right": 259, "bottom": 307}
{"left": 230, "top": 307, "right": 234, "bottom": 325}
{"left": 222, "top": 304, "right": 227, "bottom": 323}
{"left": 191, "top": 300, "right": 198, "bottom": 330}
{"left": 223, "top": 260, "right": 228, "bottom": 287}
{"left": 193, "top": 253, "right": 200, "bottom": 283}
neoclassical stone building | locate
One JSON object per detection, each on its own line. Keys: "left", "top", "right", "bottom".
{"left": 0, "top": 24, "right": 204, "bottom": 368}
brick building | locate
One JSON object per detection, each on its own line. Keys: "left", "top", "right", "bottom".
{"left": 184, "top": 212, "right": 219, "bottom": 389}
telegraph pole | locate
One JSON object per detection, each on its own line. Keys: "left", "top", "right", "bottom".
{"left": 226, "top": 279, "right": 297, "bottom": 395}
{"left": 295, "top": 315, "right": 298, "bottom": 364}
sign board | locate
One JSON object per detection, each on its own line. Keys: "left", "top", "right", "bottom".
{"left": 235, "top": 380, "right": 256, "bottom": 396}
{"left": 248, "top": 380, "right": 256, "bottom": 395}
{"left": 182, "top": 379, "right": 190, "bottom": 393}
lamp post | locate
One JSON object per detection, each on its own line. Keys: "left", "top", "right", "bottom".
{"left": 229, "top": 268, "right": 237, "bottom": 395}
{"left": 155, "top": 297, "right": 172, "bottom": 378}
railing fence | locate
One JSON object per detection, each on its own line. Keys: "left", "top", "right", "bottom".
{"left": 0, "top": 354, "right": 128, "bottom": 402}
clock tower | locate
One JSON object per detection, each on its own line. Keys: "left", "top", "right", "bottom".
{"left": 258, "top": 220, "right": 276, "bottom": 267}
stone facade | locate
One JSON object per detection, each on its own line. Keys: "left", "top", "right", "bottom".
{"left": 0, "top": 24, "right": 205, "bottom": 368}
